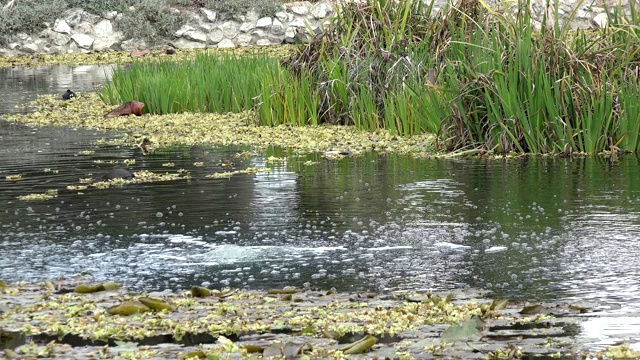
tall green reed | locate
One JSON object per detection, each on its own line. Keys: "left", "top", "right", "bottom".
{"left": 100, "top": 52, "right": 278, "bottom": 115}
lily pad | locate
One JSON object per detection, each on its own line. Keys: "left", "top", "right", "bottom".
{"left": 74, "top": 281, "right": 121, "bottom": 293}
{"left": 490, "top": 299, "right": 510, "bottom": 311}
{"left": 244, "top": 344, "right": 264, "bottom": 353}
{"left": 74, "top": 283, "right": 106, "bottom": 293}
{"left": 340, "top": 334, "right": 378, "bottom": 354}
{"left": 441, "top": 318, "right": 483, "bottom": 342}
{"left": 520, "top": 304, "right": 552, "bottom": 315}
{"left": 138, "top": 297, "right": 173, "bottom": 311}
{"left": 191, "top": 286, "right": 212, "bottom": 298}
{"left": 107, "top": 301, "right": 151, "bottom": 316}
{"left": 267, "top": 288, "right": 303, "bottom": 294}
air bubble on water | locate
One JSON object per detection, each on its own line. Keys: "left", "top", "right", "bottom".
{"left": 156, "top": 212, "right": 163, "bottom": 218}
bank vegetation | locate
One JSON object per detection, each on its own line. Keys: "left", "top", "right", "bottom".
{"left": 98, "top": 0, "right": 640, "bottom": 155}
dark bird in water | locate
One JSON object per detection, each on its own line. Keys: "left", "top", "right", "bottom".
{"left": 62, "top": 89, "right": 76, "bottom": 100}
{"left": 102, "top": 168, "right": 135, "bottom": 181}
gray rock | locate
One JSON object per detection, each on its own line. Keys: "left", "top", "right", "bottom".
{"left": 16, "top": 33, "right": 30, "bottom": 41}
{"left": 256, "top": 38, "right": 272, "bottom": 46}
{"left": 82, "top": 12, "right": 101, "bottom": 24}
{"left": 8, "top": 42, "right": 19, "bottom": 50}
{"left": 217, "top": 38, "right": 236, "bottom": 48}
{"left": 275, "top": 11, "right": 291, "bottom": 23}
{"left": 201, "top": 8, "right": 217, "bottom": 22}
{"left": 103, "top": 11, "right": 118, "bottom": 20}
{"left": 576, "top": 9, "right": 588, "bottom": 18}
{"left": 264, "top": 33, "right": 286, "bottom": 44}
{"left": 38, "top": 28, "right": 51, "bottom": 39}
{"left": 93, "top": 38, "right": 118, "bottom": 51}
{"left": 272, "top": 19, "right": 285, "bottom": 35}
{"left": 21, "top": 43, "right": 39, "bottom": 53}
{"left": 207, "top": 30, "right": 224, "bottom": 44}
{"left": 288, "top": 1, "right": 312, "bottom": 15}
{"left": 256, "top": 17, "right": 273, "bottom": 28}
{"left": 170, "top": 38, "right": 206, "bottom": 49}
{"left": 93, "top": 20, "right": 113, "bottom": 38}
{"left": 63, "top": 8, "right": 86, "bottom": 27}
{"left": 175, "top": 24, "right": 195, "bottom": 37}
{"left": 71, "top": 33, "right": 94, "bottom": 49}
{"left": 237, "top": 33, "right": 253, "bottom": 46}
{"left": 50, "top": 32, "right": 71, "bottom": 46}
{"left": 74, "top": 21, "right": 94, "bottom": 35}
{"left": 289, "top": 18, "right": 306, "bottom": 27}
{"left": 593, "top": 13, "right": 608, "bottom": 28}
{"left": 40, "top": 44, "right": 53, "bottom": 54}
{"left": 0, "top": 48, "right": 15, "bottom": 56}
{"left": 120, "top": 38, "right": 146, "bottom": 51}
{"left": 183, "top": 30, "right": 207, "bottom": 42}
{"left": 199, "top": 23, "right": 217, "bottom": 32}
{"left": 186, "top": 9, "right": 203, "bottom": 22}
{"left": 240, "top": 22, "right": 256, "bottom": 32}
{"left": 311, "top": 2, "right": 333, "bottom": 18}
{"left": 49, "top": 46, "right": 65, "bottom": 54}
{"left": 285, "top": 26, "right": 297, "bottom": 39}
{"left": 220, "top": 21, "right": 240, "bottom": 38}
{"left": 245, "top": 10, "right": 260, "bottom": 23}
{"left": 67, "top": 42, "right": 79, "bottom": 52}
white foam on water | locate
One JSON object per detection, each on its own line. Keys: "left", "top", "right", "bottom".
{"left": 290, "top": 246, "right": 347, "bottom": 253}
{"left": 485, "top": 246, "right": 508, "bottom": 253}
{"left": 367, "top": 246, "right": 413, "bottom": 251}
{"left": 168, "top": 234, "right": 205, "bottom": 244}
{"left": 434, "top": 242, "right": 472, "bottom": 253}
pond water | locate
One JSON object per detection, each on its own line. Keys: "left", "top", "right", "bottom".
{"left": 2, "top": 64, "right": 640, "bottom": 351}
{"left": 0, "top": 64, "right": 114, "bottom": 114}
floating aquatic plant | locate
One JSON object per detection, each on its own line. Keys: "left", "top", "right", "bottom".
{"left": 17, "top": 189, "right": 58, "bottom": 201}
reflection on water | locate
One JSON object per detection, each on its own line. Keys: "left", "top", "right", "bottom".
{"left": 2, "top": 65, "right": 640, "bottom": 350}
{"left": 2, "top": 122, "right": 640, "bottom": 300}
{"left": 0, "top": 64, "right": 115, "bottom": 114}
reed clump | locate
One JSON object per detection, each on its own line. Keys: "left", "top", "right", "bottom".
{"left": 273, "top": 0, "right": 640, "bottom": 153}
{"left": 100, "top": 52, "right": 281, "bottom": 114}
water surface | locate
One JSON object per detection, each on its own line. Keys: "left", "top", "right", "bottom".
{"left": 0, "top": 64, "right": 114, "bottom": 114}
{"left": 2, "top": 64, "right": 640, "bottom": 351}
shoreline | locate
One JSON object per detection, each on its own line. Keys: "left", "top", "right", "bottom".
{"left": 2, "top": 92, "right": 437, "bottom": 157}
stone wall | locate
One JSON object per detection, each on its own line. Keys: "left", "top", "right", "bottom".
{"left": 0, "top": 0, "right": 631, "bottom": 57}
